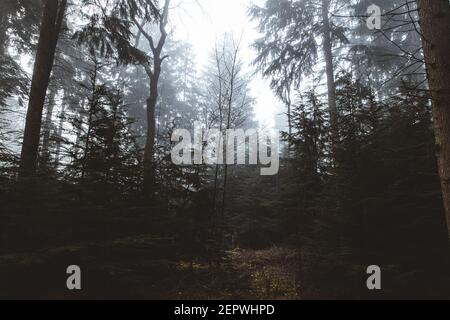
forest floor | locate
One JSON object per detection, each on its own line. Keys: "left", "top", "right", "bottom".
{"left": 0, "top": 233, "right": 301, "bottom": 299}
{"left": 167, "top": 247, "right": 301, "bottom": 300}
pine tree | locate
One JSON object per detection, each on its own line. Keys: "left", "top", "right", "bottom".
{"left": 65, "top": 58, "right": 142, "bottom": 199}
{"left": 250, "top": 0, "right": 348, "bottom": 142}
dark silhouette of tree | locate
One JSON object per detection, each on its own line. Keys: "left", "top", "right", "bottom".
{"left": 19, "top": 0, "right": 67, "bottom": 180}
{"left": 131, "top": 0, "right": 171, "bottom": 195}
{"left": 417, "top": 0, "right": 450, "bottom": 240}
{"left": 250, "top": 0, "right": 348, "bottom": 144}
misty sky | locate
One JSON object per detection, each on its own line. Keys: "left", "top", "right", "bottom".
{"left": 169, "top": 0, "right": 285, "bottom": 130}
{"left": 16, "top": 0, "right": 286, "bottom": 132}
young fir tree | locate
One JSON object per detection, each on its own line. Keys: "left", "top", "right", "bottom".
{"left": 65, "top": 59, "right": 142, "bottom": 200}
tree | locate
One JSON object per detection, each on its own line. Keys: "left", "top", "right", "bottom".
{"left": 69, "top": 0, "right": 161, "bottom": 192}
{"left": 65, "top": 57, "right": 142, "bottom": 198}
{"left": 202, "top": 35, "right": 254, "bottom": 219}
{"left": 281, "top": 70, "right": 448, "bottom": 297}
{"left": 250, "top": 0, "right": 347, "bottom": 143}
{"left": 349, "top": 0, "right": 425, "bottom": 95}
{"left": 321, "top": 0, "right": 338, "bottom": 138}
{"left": 417, "top": 0, "right": 450, "bottom": 240}
{"left": 19, "top": 0, "right": 67, "bottom": 180}
{"left": 0, "top": 0, "right": 40, "bottom": 107}
{"left": 131, "top": 0, "right": 171, "bottom": 194}
{"left": 0, "top": 0, "right": 40, "bottom": 55}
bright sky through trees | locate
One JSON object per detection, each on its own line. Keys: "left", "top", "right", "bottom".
{"left": 170, "top": 0, "right": 284, "bottom": 130}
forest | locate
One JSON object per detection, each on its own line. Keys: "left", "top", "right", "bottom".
{"left": 0, "top": 0, "right": 450, "bottom": 300}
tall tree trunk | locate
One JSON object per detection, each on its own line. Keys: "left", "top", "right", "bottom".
{"left": 283, "top": 68, "right": 293, "bottom": 140}
{"left": 143, "top": 73, "right": 159, "bottom": 193}
{"left": 321, "top": 0, "right": 338, "bottom": 138}
{"left": 285, "top": 82, "right": 293, "bottom": 158}
{"left": 54, "top": 103, "right": 65, "bottom": 167}
{"left": 41, "top": 84, "right": 57, "bottom": 161}
{"left": 19, "top": 0, "right": 67, "bottom": 179}
{"left": 286, "top": 91, "right": 292, "bottom": 138}
{"left": 141, "top": 0, "right": 170, "bottom": 195}
{"left": 54, "top": 92, "right": 70, "bottom": 167}
{"left": 0, "top": 12, "right": 7, "bottom": 55}
{"left": 212, "top": 46, "right": 224, "bottom": 215}
{"left": 221, "top": 43, "right": 239, "bottom": 223}
{"left": 81, "top": 63, "right": 100, "bottom": 183}
{"left": 417, "top": 0, "right": 450, "bottom": 239}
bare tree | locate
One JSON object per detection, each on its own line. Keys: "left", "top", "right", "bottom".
{"left": 211, "top": 44, "right": 225, "bottom": 214}
{"left": 203, "top": 35, "right": 253, "bottom": 220}
{"left": 221, "top": 38, "right": 241, "bottom": 221}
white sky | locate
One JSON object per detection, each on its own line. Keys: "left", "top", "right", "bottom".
{"left": 169, "top": 0, "right": 285, "bottom": 130}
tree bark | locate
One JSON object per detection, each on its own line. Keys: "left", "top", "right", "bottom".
{"left": 0, "top": 12, "right": 7, "bottom": 55}
{"left": 417, "top": 0, "right": 450, "bottom": 239}
{"left": 81, "top": 62, "right": 100, "bottom": 182}
{"left": 221, "top": 43, "right": 239, "bottom": 221}
{"left": 41, "top": 84, "right": 57, "bottom": 161}
{"left": 143, "top": 74, "right": 159, "bottom": 193}
{"left": 212, "top": 46, "right": 224, "bottom": 215}
{"left": 321, "top": 0, "right": 338, "bottom": 138}
{"left": 19, "top": 0, "right": 67, "bottom": 179}
{"left": 54, "top": 96, "right": 66, "bottom": 167}
{"left": 140, "top": 0, "right": 170, "bottom": 194}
